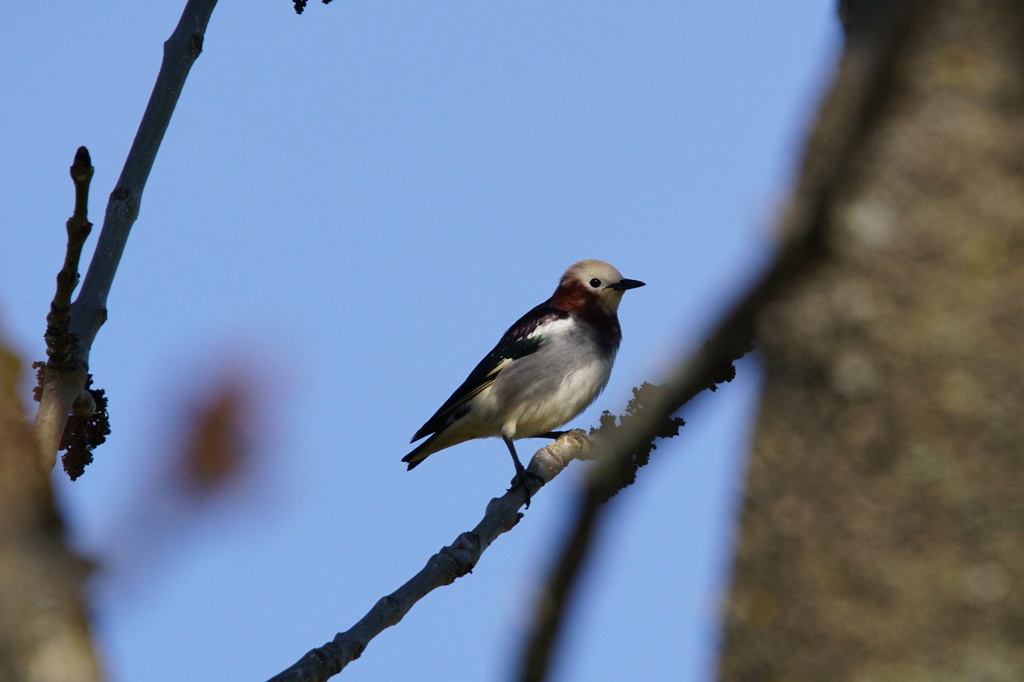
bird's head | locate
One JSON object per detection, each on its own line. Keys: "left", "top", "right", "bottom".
{"left": 552, "top": 259, "right": 645, "bottom": 315}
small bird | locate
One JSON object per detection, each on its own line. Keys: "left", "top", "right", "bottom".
{"left": 403, "top": 259, "right": 645, "bottom": 507}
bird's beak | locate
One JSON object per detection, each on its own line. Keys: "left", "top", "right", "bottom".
{"left": 609, "top": 278, "right": 645, "bottom": 291}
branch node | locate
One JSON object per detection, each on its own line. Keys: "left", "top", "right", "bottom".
{"left": 70, "top": 146, "right": 94, "bottom": 183}
{"left": 59, "top": 375, "right": 110, "bottom": 480}
{"left": 439, "top": 532, "right": 480, "bottom": 578}
{"left": 529, "top": 429, "right": 590, "bottom": 480}
{"left": 110, "top": 185, "right": 134, "bottom": 206}
{"left": 374, "top": 595, "right": 400, "bottom": 619}
{"left": 71, "top": 389, "right": 96, "bottom": 417}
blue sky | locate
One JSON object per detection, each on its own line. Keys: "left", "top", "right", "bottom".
{"left": 1, "top": 3, "right": 838, "bottom": 680}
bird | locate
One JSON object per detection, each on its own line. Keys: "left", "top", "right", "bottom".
{"left": 403, "top": 259, "right": 645, "bottom": 507}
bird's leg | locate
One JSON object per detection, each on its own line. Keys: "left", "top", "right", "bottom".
{"left": 532, "top": 430, "right": 566, "bottom": 440}
{"left": 503, "top": 436, "right": 543, "bottom": 508}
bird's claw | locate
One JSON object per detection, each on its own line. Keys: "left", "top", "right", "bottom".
{"left": 511, "top": 468, "right": 545, "bottom": 509}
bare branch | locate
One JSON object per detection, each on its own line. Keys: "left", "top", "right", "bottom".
{"left": 43, "top": 146, "right": 93, "bottom": 368}
{"left": 266, "top": 431, "right": 591, "bottom": 682}
{"left": 34, "top": 147, "right": 96, "bottom": 469}
{"left": 33, "top": 0, "right": 221, "bottom": 472}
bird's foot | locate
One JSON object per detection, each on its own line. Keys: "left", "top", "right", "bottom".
{"left": 534, "top": 430, "right": 567, "bottom": 440}
{"left": 510, "top": 464, "right": 545, "bottom": 509}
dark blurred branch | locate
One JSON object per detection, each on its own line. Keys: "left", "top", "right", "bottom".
{"left": 838, "top": 0, "right": 910, "bottom": 36}
{"left": 514, "top": 344, "right": 752, "bottom": 682}
{"left": 33, "top": 0, "right": 221, "bottom": 472}
{"left": 513, "top": 3, "right": 926, "bottom": 680}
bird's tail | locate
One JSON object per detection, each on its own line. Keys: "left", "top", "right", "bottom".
{"left": 402, "top": 435, "right": 440, "bottom": 470}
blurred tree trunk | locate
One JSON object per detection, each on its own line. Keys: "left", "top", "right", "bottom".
{"left": 719, "top": 0, "right": 1024, "bottom": 680}
{"left": 0, "top": 345, "right": 102, "bottom": 682}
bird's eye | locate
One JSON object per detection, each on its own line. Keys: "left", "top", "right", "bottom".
{"left": 589, "top": 278, "right": 602, "bottom": 288}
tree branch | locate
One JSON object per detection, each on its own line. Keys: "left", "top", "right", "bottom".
{"left": 43, "top": 146, "right": 93, "bottom": 370}
{"left": 266, "top": 431, "right": 592, "bottom": 682}
{"left": 33, "top": 0, "right": 221, "bottom": 472}
{"left": 34, "top": 147, "right": 96, "bottom": 470}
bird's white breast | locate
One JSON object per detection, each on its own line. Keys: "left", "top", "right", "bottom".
{"left": 459, "top": 313, "right": 621, "bottom": 440}
{"left": 507, "top": 355, "right": 614, "bottom": 436}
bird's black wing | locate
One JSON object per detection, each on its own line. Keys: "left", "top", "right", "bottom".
{"left": 410, "top": 301, "right": 568, "bottom": 442}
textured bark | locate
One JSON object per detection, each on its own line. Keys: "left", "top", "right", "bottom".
{"left": 720, "top": 1, "right": 1024, "bottom": 680}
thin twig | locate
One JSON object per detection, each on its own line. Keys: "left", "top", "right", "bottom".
{"left": 42, "top": 146, "right": 94, "bottom": 371}
{"left": 33, "top": 0, "right": 220, "bottom": 471}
